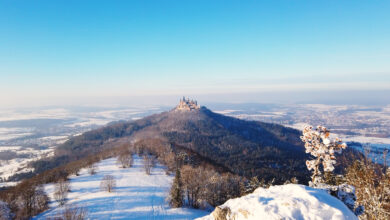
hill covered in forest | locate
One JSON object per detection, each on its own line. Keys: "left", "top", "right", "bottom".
{"left": 29, "top": 98, "right": 310, "bottom": 183}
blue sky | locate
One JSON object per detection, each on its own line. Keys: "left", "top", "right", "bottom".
{"left": 1, "top": 0, "right": 389, "bottom": 107}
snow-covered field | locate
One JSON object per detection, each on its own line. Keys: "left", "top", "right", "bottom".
{"left": 34, "top": 156, "right": 209, "bottom": 220}
{"left": 198, "top": 184, "right": 357, "bottom": 220}
{"left": 0, "top": 106, "right": 167, "bottom": 186}
{"left": 0, "top": 145, "right": 54, "bottom": 186}
{"left": 213, "top": 103, "right": 390, "bottom": 145}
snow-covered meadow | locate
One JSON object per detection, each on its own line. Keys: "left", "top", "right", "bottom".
{"left": 34, "top": 156, "right": 209, "bottom": 220}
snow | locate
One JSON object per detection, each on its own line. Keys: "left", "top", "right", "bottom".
{"left": 65, "top": 118, "right": 111, "bottom": 128}
{"left": 39, "top": 136, "right": 68, "bottom": 141}
{"left": 0, "top": 146, "right": 22, "bottom": 151}
{"left": 214, "top": 110, "right": 240, "bottom": 114}
{"left": 0, "top": 145, "right": 54, "bottom": 181}
{"left": 0, "top": 127, "right": 33, "bottom": 141}
{"left": 198, "top": 184, "right": 357, "bottom": 220}
{"left": 340, "top": 135, "right": 390, "bottom": 145}
{"left": 0, "top": 108, "right": 70, "bottom": 121}
{"left": 34, "top": 156, "right": 209, "bottom": 220}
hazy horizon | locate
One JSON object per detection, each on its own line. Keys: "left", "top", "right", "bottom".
{"left": 1, "top": 90, "right": 390, "bottom": 110}
{"left": 1, "top": 0, "right": 389, "bottom": 107}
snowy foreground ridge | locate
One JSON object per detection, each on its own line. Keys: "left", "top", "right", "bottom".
{"left": 198, "top": 184, "right": 357, "bottom": 220}
{"left": 33, "top": 156, "right": 358, "bottom": 220}
{"left": 34, "top": 156, "right": 209, "bottom": 219}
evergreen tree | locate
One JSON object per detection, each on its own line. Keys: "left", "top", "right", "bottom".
{"left": 169, "top": 169, "right": 183, "bottom": 208}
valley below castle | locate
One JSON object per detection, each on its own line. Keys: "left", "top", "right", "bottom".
{"left": 1, "top": 102, "right": 389, "bottom": 187}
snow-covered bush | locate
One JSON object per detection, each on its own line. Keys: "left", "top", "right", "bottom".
{"left": 301, "top": 125, "right": 347, "bottom": 187}
{"left": 301, "top": 126, "right": 363, "bottom": 216}
{"left": 346, "top": 158, "right": 389, "bottom": 219}
{"left": 335, "top": 184, "right": 358, "bottom": 211}
{"left": 0, "top": 200, "right": 12, "bottom": 220}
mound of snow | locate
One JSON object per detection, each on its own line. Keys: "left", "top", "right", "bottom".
{"left": 34, "top": 156, "right": 209, "bottom": 219}
{"left": 198, "top": 184, "right": 357, "bottom": 220}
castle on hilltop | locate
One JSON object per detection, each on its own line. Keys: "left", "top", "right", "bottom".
{"left": 175, "top": 96, "right": 200, "bottom": 111}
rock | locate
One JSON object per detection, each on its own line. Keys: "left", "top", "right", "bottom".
{"left": 212, "top": 207, "right": 232, "bottom": 220}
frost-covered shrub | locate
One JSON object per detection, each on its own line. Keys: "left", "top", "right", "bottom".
{"left": 301, "top": 126, "right": 347, "bottom": 187}
{"left": 336, "top": 184, "right": 356, "bottom": 210}
{"left": 0, "top": 200, "right": 12, "bottom": 220}
{"left": 301, "top": 126, "right": 363, "bottom": 216}
{"left": 346, "top": 158, "right": 389, "bottom": 219}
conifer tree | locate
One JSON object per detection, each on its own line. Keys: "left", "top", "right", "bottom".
{"left": 169, "top": 169, "right": 183, "bottom": 208}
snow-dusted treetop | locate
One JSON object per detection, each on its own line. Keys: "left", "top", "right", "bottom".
{"left": 301, "top": 126, "right": 347, "bottom": 186}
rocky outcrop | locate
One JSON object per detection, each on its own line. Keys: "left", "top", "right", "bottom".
{"left": 212, "top": 207, "right": 232, "bottom": 220}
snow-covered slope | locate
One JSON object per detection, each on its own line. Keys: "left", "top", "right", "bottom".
{"left": 198, "top": 184, "right": 357, "bottom": 220}
{"left": 34, "top": 156, "right": 209, "bottom": 219}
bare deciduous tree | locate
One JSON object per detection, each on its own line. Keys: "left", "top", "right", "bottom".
{"left": 87, "top": 164, "right": 97, "bottom": 175}
{"left": 100, "top": 175, "right": 116, "bottom": 193}
{"left": 54, "top": 179, "right": 70, "bottom": 206}
{"left": 143, "top": 154, "right": 155, "bottom": 175}
{"left": 61, "top": 204, "right": 87, "bottom": 220}
{"left": 117, "top": 153, "right": 133, "bottom": 168}
{"left": 16, "top": 184, "right": 48, "bottom": 218}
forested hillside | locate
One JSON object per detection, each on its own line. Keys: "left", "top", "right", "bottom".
{"left": 24, "top": 106, "right": 311, "bottom": 184}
